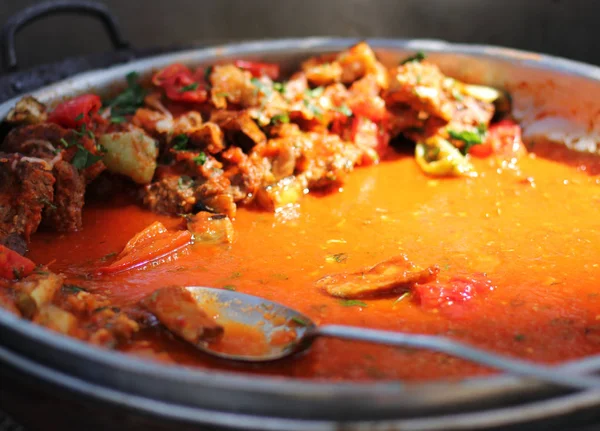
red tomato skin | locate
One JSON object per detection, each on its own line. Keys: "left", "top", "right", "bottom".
{"left": 0, "top": 245, "right": 35, "bottom": 280}
{"left": 153, "top": 64, "right": 208, "bottom": 103}
{"left": 47, "top": 94, "right": 101, "bottom": 129}
{"left": 469, "top": 143, "right": 494, "bottom": 158}
{"left": 234, "top": 60, "right": 280, "bottom": 80}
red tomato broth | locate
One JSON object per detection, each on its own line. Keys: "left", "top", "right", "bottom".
{"left": 27, "top": 147, "right": 600, "bottom": 382}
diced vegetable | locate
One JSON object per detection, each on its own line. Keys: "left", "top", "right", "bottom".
{"left": 33, "top": 305, "right": 79, "bottom": 336}
{"left": 97, "top": 223, "right": 192, "bottom": 274}
{"left": 6, "top": 96, "right": 47, "bottom": 125}
{"left": 48, "top": 94, "right": 101, "bottom": 129}
{"left": 234, "top": 60, "right": 280, "bottom": 80}
{"left": 415, "top": 136, "right": 476, "bottom": 177}
{"left": 256, "top": 176, "right": 304, "bottom": 211}
{"left": 459, "top": 83, "right": 502, "bottom": 103}
{"left": 13, "top": 272, "right": 63, "bottom": 318}
{"left": 98, "top": 129, "right": 158, "bottom": 184}
{"left": 142, "top": 286, "right": 223, "bottom": 344}
{"left": 0, "top": 244, "right": 35, "bottom": 280}
{"left": 186, "top": 212, "right": 234, "bottom": 244}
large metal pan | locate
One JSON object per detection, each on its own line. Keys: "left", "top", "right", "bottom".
{"left": 0, "top": 38, "right": 599, "bottom": 431}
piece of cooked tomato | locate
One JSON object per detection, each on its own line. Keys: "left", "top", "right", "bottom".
{"left": 152, "top": 63, "right": 208, "bottom": 103}
{"left": 487, "top": 119, "right": 526, "bottom": 157}
{"left": 468, "top": 142, "right": 494, "bottom": 158}
{"left": 348, "top": 97, "right": 388, "bottom": 122}
{"left": 233, "top": 60, "right": 280, "bottom": 80}
{"left": 413, "top": 273, "right": 494, "bottom": 311}
{"left": 47, "top": 94, "right": 102, "bottom": 129}
{"left": 97, "top": 224, "right": 192, "bottom": 275}
{"left": 0, "top": 245, "right": 35, "bottom": 280}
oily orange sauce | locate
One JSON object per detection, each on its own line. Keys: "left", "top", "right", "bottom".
{"left": 28, "top": 147, "right": 600, "bottom": 382}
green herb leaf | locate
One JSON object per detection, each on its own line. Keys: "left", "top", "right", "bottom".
{"left": 304, "top": 86, "right": 324, "bottom": 98}
{"left": 74, "top": 113, "right": 84, "bottom": 121}
{"left": 273, "top": 82, "right": 286, "bottom": 93}
{"left": 400, "top": 51, "right": 426, "bottom": 65}
{"left": 291, "top": 316, "right": 308, "bottom": 326}
{"left": 63, "top": 284, "right": 87, "bottom": 293}
{"left": 193, "top": 152, "right": 207, "bottom": 166}
{"left": 100, "top": 252, "right": 117, "bottom": 262}
{"left": 271, "top": 113, "right": 290, "bottom": 125}
{"left": 340, "top": 299, "right": 367, "bottom": 307}
{"left": 451, "top": 88, "right": 464, "bottom": 101}
{"left": 204, "top": 66, "right": 213, "bottom": 86}
{"left": 222, "top": 284, "right": 236, "bottom": 291}
{"left": 179, "top": 82, "right": 199, "bottom": 92}
{"left": 110, "top": 116, "right": 126, "bottom": 124}
{"left": 12, "top": 267, "right": 22, "bottom": 280}
{"left": 106, "top": 71, "right": 147, "bottom": 117}
{"left": 177, "top": 175, "right": 193, "bottom": 189}
{"left": 514, "top": 333, "right": 526, "bottom": 342}
{"left": 251, "top": 77, "right": 273, "bottom": 98}
{"left": 71, "top": 145, "right": 102, "bottom": 170}
{"left": 38, "top": 196, "right": 57, "bottom": 210}
{"left": 172, "top": 134, "right": 189, "bottom": 150}
{"left": 59, "top": 138, "right": 70, "bottom": 148}
{"left": 448, "top": 123, "right": 488, "bottom": 155}
{"left": 326, "top": 252, "right": 348, "bottom": 263}
{"left": 303, "top": 99, "right": 323, "bottom": 120}
{"left": 335, "top": 103, "right": 353, "bottom": 117}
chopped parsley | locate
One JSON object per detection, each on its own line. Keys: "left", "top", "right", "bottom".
{"left": 71, "top": 145, "right": 102, "bottom": 169}
{"left": 222, "top": 284, "right": 236, "bottom": 291}
{"left": 63, "top": 284, "right": 87, "bottom": 293}
{"left": 514, "top": 333, "right": 526, "bottom": 342}
{"left": 400, "top": 51, "right": 426, "bottom": 65}
{"left": 340, "top": 299, "right": 367, "bottom": 307}
{"left": 451, "top": 88, "right": 464, "bottom": 101}
{"left": 303, "top": 99, "right": 323, "bottom": 120}
{"left": 12, "top": 267, "right": 22, "bottom": 280}
{"left": 193, "top": 152, "right": 207, "bottom": 166}
{"left": 172, "top": 134, "right": 189, "bottom": 150}
{"left": 100, "top": 252, "right": 117, "bottom": 262}
{"left": 105, "top": 71, "right": 147, "bottom": 117}
{"left": 177, "top": 175, "right": 193, "bottom": 189}
{"left": 179, "top": 82, "right": 199, "bottom": 92}
{"left": 448, "top": 123, "right": 488, "bottom": 155}
{"left": 251, "top": 77, "right": 272, "bottom": 98}
{"left": 291, "top": 316, "right": 308, "bottom": 326}
{"left": 304, "top": 86, "right": 324, "bottom": 98}
{"left": 273, "top": 82, "right": 286, "bottom": 93}
{"left": 38, "top": 196, "right": 57, "bottom": 210}
{"left": 271, "top": 113, "right": 290, "bottom": 124}
{"left": 74, "top": 113, "right": 84, "bottom": 121}
{"left": 110, "top": 116, "right": 126, "bottom": 124}
{"left": 326, "top": 252, "right": 348, "bottom": 263}
{"left": 334, "top": 103, "right": 353, "bottom": 117}
{"left": 204, "top": 66, "right": 213, "bottom": 87}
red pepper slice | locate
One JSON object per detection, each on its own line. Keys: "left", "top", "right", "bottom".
{"left": 97, "top": 224, "right": 192, "bottom": 275}
{"left": 0, "top": 245, "right": 35, "bottom": 280}
{"left": 152, "top": 63, "right": 208, "bottom": 103}
{"left": 234, "top": 60, "right": 280, "bottom": 80}
{"left": 47, "top": 94, "right": 102, "bottom": 129}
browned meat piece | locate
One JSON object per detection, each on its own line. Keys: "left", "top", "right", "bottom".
{"left": 386, "top": 107, "right": 426, "bottom": 138}
{"left": 0, "top": 232, "right": 28, "bottom": 255}
{"left": 336, "top": 42, "right": 382, "bottom": 84}
{"left": 142, "top": 286, "right": 224, "bottom": 345}
{"left": 0, "top": 154, "right": 55, "bottom": 244}
{"left": 385, "top": 61, "right": 455, "bottom": 122}
{"left": 2, "top": 123, "right": 66, "bottom": 155}
{"left": 188, "top": 122, "right": 225, "bottom": 154}
{"left": 302, "top": 54, "right": 342, "bottom": 86}
{"left": 210, "top": 110, "right": 266, "bottom": 151}
{"left": 221, "top": 147, "right": 265, "bottom": 203}
{"left": 316, "top": 254, "right": 439, "bottom": 299}
{"left": 43, "top": 160, "right": 85, "bottom": 232}
{"left": 86, "top": 307, "right": 140, "bottom": 348}
{"left": 195, "top": 175, "right": 236, "bottom": 219}
{"left": 143, "top": 175, "right": 196, "bottom": 214}
{"left": 209, "top": 64, "right": 258, "bottom": 109}
{"left": 186, "top": 212, "right": 234, "bottom": 244}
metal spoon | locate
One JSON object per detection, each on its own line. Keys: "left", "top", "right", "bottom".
{"left": 187, "top": 286, "right": 600, "bottom": 391}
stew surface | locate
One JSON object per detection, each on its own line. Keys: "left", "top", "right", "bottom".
{"left": 1, "top": 43, "right": 599, "bottom": 382}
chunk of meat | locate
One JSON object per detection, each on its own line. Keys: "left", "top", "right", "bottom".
{"left": 12, "top": 271, "right": 64, "bottom": 318}
{"left": 302, "top": 56, "right": 343, "bottom": 86}
{"left": 385, "top": 61, "right": 455, "bottom": 121}
{"left": 210, "top": 110, "right": 266, "bottom": 151}
{"left": 0, "top": 154, "right": 55, "bottom": 243}
{"left": 43, "top": 160, "right": 85, "bottom": 232}
{"left": 186, "top": 212, "right": 234, "bottom": 244}
{"left": 188, "top": 122, "right": 225, "bottom": 154}
{"left": 143, "top": 175, "right": 196, "bottom": 214}
{"left": 317, "top": 254, "right": 439, "bottom": 299}
{"left": 194, "top": 175, "right": 237, "bottom": 219}
{"left": 142, "top": 286, "right": 224, "bottom": 344}
{"left": 32, "top": 304, "right": 80, "bottom": 336}
{"left": 2, "top": 123, "right": 66, "bottom": 155}
{"left": 221, "top": 146, "right": 265, "bottom": 203}
{"left": 209, "top": 64, "right": 259, "bottom": 109}
{"left": 336, "top": 42, "right": 381, "bottom": 84}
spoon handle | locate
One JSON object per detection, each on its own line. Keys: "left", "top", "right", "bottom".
{"left": 316, "top": 325, "right": 600, "bottom": 391}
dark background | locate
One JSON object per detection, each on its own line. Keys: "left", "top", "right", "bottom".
{"left": 0, "top": 0, "right": 598, "bottom": 72}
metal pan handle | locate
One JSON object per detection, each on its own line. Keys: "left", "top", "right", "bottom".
{"left": 1, "top": 0, "right": 130, "bottom": 72}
